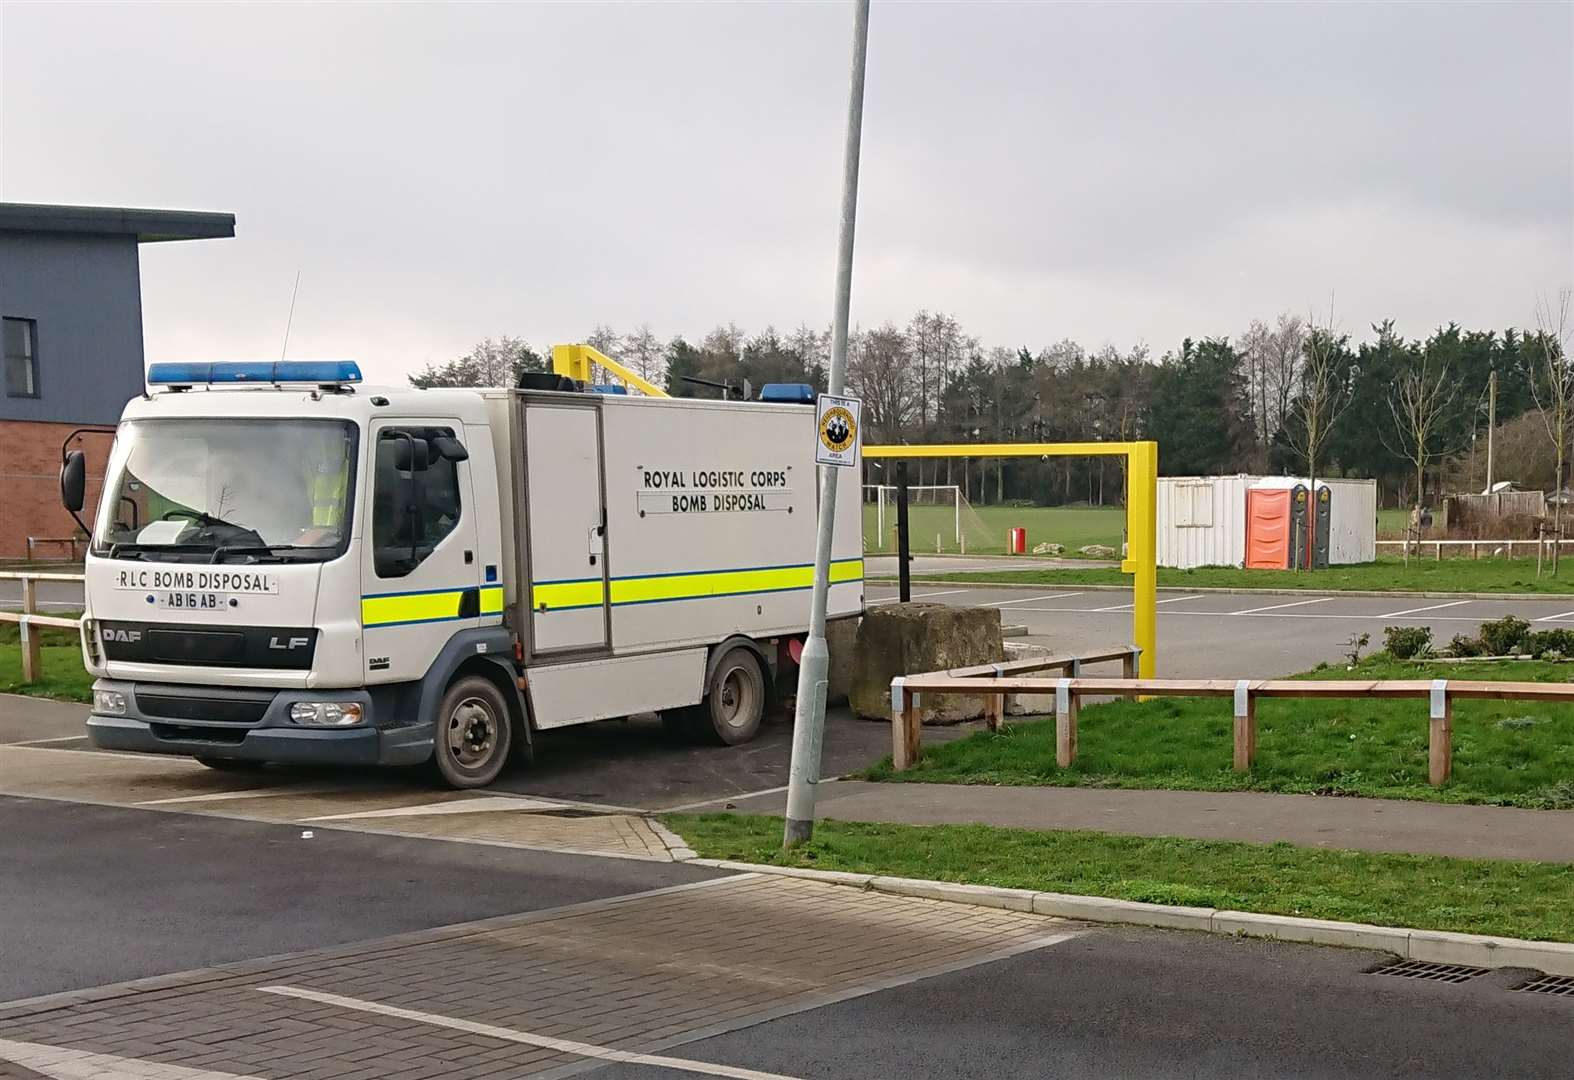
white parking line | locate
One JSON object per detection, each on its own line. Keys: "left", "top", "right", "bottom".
{"left": 1093, "top": 594, "right": 1204, "bottom": 613}
{"left": 985, "top": 591, "right": 1082, "bottom": 607}
{"left": 258, "top": 986, "right": 805, "bottom": 1080}
{"left": 1229, "top": 596, "right": 1335, "bottom": 615}
{"left": 1377, "top": 599, "right": 1472, "bottom": 618}
{"left": 866, "top": 589, "right": 971, "bottom": 605}
{"left": 1535, "top": 609, "right": 1574, "bottom": 623}
{"left": 137, "top": 786, "right": 346, "bottom": 806}
{"left": 0, "top": 1037, "right": 264, "bottom": 1079}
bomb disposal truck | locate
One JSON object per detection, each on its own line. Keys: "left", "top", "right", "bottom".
{"left": 62, "top": 359, "right": 863, "bottom": 787}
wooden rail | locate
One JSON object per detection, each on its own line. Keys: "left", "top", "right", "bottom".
{"left": 1376, "top": 538, "right": 1574, "bottom": 560}
{"left": 0, "top": 571, "right": 84, "bottom": 683}
{"left": 889, "top": 672, "right": 1574, "bottom": 786}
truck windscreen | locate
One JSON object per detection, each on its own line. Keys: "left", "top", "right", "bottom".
{"left": 93, "top": 418, "right": 359, "bottom": 563}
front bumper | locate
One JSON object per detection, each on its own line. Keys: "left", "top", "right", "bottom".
{"left": 86, "top": 680, "right": 432, "bottom": 767}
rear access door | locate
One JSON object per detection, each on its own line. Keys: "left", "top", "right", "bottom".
{"left": 521, "top": 399, "right": 610, "bottom": 657}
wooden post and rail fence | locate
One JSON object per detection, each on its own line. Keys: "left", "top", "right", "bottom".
{"left": 0, "top": 571, "right": 84, "bottom": 684}
{"left": 890, "top": 651, "right": 1574, "bottom": 788}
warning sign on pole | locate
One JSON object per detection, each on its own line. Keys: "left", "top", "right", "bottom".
{"left": 815, "top": 393, "right": 862, "bottom": 469}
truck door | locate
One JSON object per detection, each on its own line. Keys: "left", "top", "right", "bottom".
{"left": 522, "top": 400, "right": 610, "bottom": 656}
{"left": 361, "top": 419, "right": 480, "bottom": 681}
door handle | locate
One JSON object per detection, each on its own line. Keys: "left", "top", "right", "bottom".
{"left": 588, "top": 524, "right": 603, "bottom": 566}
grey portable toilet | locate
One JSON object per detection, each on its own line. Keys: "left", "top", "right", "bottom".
{"left": 1312, "top": 485, "right": 1331, "bottom": 569}
{"left": 1288, "top": 484, "right": 1311, "bottom": 569}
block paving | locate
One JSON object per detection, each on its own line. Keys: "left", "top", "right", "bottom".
{"left": 0, "top": 874, "right": 1074, "bottom": 1080}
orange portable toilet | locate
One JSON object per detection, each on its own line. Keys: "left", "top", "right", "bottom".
{"left": 1245, "top": 488, "right": 1292, "bottom": 569}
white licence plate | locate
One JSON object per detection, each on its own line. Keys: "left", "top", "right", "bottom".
{"left": 157, "top": 591, "right": 227, "bottom": 610}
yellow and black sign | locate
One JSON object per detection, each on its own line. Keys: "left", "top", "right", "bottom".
{"left": 814, "top": 393, "right": 862, "bottom": 468}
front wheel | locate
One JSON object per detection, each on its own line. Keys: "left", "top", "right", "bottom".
{"left": 433, "top": 675, "right": 514, "bottom": 789}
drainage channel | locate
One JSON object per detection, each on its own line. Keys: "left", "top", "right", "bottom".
{"left": 1369, "top": 960, "right": 1574, "bottom": 998}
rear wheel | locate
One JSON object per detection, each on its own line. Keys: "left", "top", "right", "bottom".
{"left": 194, "top": 757, "right": 265, "bottom": 772}
{"left": 698, "top": 647, "right": 767, "bottom": 746}
{"left": 433, "top": 675, "right": 514, "bottom": 789}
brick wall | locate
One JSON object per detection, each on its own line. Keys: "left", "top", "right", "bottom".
{"left": 0, "top": 420, "right": 114, "bottom": 560}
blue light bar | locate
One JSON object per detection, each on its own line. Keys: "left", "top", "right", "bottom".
{"left": 759, "top": 383, "right": 815, "bottom": 405}
{"left": 147, "top": 360, "right": 363, "bottom": 386}
{"left": 590, "top": 384, "right": 630, "bottom": 395}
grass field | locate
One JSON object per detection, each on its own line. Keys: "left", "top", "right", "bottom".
{"left": 665, "top": 814, "right": 1574, "bottom": 943}
{"left": 863, "top": 502, "right": 1123, "bottom": 555}
{"left": 0, "top": 618, "right": 90, "bottom": 702}
{"left": 906, "top": 556, "right": 1574, "bottom": 594}
{"left": 864, "top": 657, "right": 1574, "bottom": 809}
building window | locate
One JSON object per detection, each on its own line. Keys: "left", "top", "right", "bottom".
{"left": 3, "top": 317, "right": 38, "bottom": 398}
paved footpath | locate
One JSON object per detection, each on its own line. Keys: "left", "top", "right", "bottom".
{"left": 704, "top": 779, "right": 1574, "bottom": 863}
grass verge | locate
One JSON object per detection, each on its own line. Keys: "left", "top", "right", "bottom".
{"left": 864, "top": 657, "right": 1574, "bottom": 810}
{"left": 903, "top": 557, "right": 1574, "bottom": 594}
{"left": 0, "top": 619, "right": 91, "bottom": 702}
{"left": 666, "top": 813, "right": 1574, "bottom": 943}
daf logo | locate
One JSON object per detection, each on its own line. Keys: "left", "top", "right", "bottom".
{"left": 104, "top": 628, "right": 142, "bottom": 644}
{"left": 270, "top": 636, "right": 310, "bottom": 651}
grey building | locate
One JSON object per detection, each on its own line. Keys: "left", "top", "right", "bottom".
{"left": 1, "top": 202, "right": 235, "bottom": 558}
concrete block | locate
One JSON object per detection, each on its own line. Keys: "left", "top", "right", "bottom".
{"left": 1002, "top": 641, "right": 1058, "bottom": 715}
{"left": 826, "top": 615, "right": 861, "bottom": 706}
{"left": 1409, "top": 930, "right": 1574, "bottom": 977}
{"left": 848, "top": 603, "right": 1004, "bottom": 724}
{"left": 1213, "top": 911, "right": 1409, "bottom": 955}
{"left": 870, "top": 876, "right": 1038, "bottom": 912}
{"left": 1031, "top": 892, "right": 1216, "bottom": 931}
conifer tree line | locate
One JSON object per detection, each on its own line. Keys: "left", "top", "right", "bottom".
{"left": 411, "top": 298, "right": 1572, "bottom": 511}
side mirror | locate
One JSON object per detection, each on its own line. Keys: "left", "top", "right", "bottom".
{"left": 60, "top": 451, "right": 86, "bottom": 513}
{"left": 430, "top": 434, "right": 469, "bottom": 462}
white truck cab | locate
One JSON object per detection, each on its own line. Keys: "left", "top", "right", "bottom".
{"left": 65, "top": 360, "right": 863, "bottom": 787}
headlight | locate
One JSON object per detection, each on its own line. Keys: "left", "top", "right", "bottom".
{"left": 288, "top": 701, "right": 364, "bottom": 727}
{"left": 93, "top": 689, "right": 127, "bottom": 715}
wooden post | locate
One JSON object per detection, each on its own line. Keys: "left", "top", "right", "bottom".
{"left": 20, "top": 576, "right": 41, "bottom": 684}
{"left": 891, "top": 678, "right": 922, "bottom": 771}
{"left": 1429, "top": 679, "right": 1452, "bottom": 786}
{"left": 1055, "top": 678, "right": 1078, "bottom": 768}
{"left": 983, "top": 663, "right": 1006, "bottom": 733}
{"left": 1233, "top": 680, "right": 1256, "bottom": 772}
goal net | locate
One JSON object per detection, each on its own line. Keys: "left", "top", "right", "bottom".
{"left": 862, "top": 485, "right": 995, "bottom": 554}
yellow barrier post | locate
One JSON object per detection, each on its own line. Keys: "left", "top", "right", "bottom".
{"left": 864, "top": 441, "right": 1158, "bottom": 676}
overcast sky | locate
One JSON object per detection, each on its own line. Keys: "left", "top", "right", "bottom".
{"left": 3, "top": 1, "right": 1571, "bottom": 383}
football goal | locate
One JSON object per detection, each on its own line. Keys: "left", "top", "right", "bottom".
{"left": 862, "top": 484, "right": 994, "bottom": 553}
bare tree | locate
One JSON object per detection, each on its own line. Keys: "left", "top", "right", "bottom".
{"left": 621, "top": 323, "right": 665, "bottom": 384}
{"left": 1532, "top": 288, "right": 1574, "bottom": 571}
{"left": 1381, "top": 342, "right": 1459, "bottom": 554}
{"left": 1238, "top": 313, "right": 1306, "bottom": 455}
{"left": 408, "top": 336, "right": 543, "bottom": 387}
{"left": 847, "top": 323, "right": 915, "bottom": 442}
{"left": 1283, "top": 302, "right": 1353, "bottom": 569}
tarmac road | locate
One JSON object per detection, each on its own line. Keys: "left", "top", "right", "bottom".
{"left": 2, "top": 795, "right": 1568, "bottom": 1079}
{"left": 868, "top": 580, "right": 1574, "bottom": 677}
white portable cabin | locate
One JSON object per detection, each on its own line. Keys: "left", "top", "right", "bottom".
{"left": 1157, "top": 474, "right": 1377, "bottom": 569}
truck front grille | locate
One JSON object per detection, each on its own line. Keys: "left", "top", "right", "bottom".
{"left": 136, "top": 690, "right": 274, "bottom": 725}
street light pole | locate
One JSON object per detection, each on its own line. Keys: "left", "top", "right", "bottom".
{"left": 783, "top": 0, "right": 871, "bottom": 849}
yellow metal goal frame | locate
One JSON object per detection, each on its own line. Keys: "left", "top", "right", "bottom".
{"left": 549, "top": 345, "right": 1158, "bottom": 676}
{"left": 863, "top": 442, "right": 1159, "bottom": 678}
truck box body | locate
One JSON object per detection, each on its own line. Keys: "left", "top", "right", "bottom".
{"left": 77, "top": 373, "right": 863, "bottom": 780}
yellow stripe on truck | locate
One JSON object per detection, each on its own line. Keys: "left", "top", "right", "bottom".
{"left": 362, "top": 585, "right": 506, "bottom": 628}
{"left": 531, "top": 559, "right": 862, "bottom": 612}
